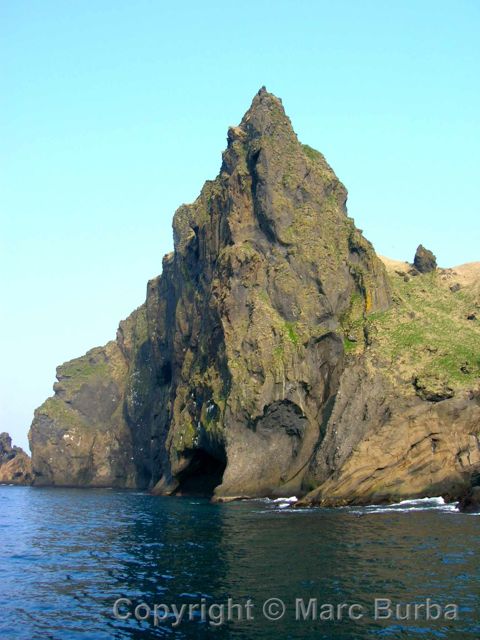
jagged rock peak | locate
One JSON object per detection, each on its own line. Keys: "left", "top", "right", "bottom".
{"left": 175, "top": 87, "right": 304, "bottom": 252}
{"left": 221, "top": 87, "right": 298, "bottom": 180}
{"left": 0, "top": 432, "right": 13, "bottom": 452}
{"left": 0, "top": 432, "right": 32, "bottom": 485}
{"left": 236, "top": 86, "right": 294, "bottom": 140}
{"left": 414, "top": 244, "right": 437, "bottom": 273}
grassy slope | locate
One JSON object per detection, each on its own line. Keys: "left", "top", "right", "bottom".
{"left": 348, "top": 258, "right": 480, "bottom": 394}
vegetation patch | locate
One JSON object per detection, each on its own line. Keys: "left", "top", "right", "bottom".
{"left": 366, "top": 268, "right": 480, "bottom": 391}
{"left": 284, "top": 321, "right": 299, "bottom": 345}
{"left": 302, "top": 144, "right": 323, "bottom": 162}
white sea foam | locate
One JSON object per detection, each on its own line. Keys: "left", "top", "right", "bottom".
{"left": 395, "top": 496, "right": 446, "bottom": 507}
{"left": 256, "top": 494, "right": 464, "bottom": 515}
{"left": 350, "top": 496, "right": 459, "bottom": 515}
{"left": 252, "top": 496, "right": 300, "bottom": 512}
{"left": 254, "top": 496, "right": 298, "bottom": 506}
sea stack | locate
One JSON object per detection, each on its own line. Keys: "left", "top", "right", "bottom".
{"left": 28, "top": 89, "right": 480, "bottom": 505}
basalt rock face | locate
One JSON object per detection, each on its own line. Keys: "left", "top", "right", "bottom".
{"left": 0, "top": 433, "right": 32, "bottom": 485}
{"left": 299, "top": 366, "right": 480, "bottom": 506}
{"left": 28, "top": 88, "right": 391, "bottom": 495}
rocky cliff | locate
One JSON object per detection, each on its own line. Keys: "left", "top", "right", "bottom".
{"left": 299, "top": 257, "right": 480, "bottom": 505}
{"left": 0, "top": 433, "right": 32, "bottom": 485}
{"left": 28, "top": 89, "right": 480, "bottom": 504}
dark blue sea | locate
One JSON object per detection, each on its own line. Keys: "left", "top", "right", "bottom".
{"left": 0, "top": 487, "right": 479, "bottom": 639}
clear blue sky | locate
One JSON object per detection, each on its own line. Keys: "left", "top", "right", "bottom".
{"left": 1, "top": 1, "right": 479, "bottom": 451}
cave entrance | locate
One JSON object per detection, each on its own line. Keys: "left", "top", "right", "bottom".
{"left": 175, "top": 449, "right": 226, "bottom": 497}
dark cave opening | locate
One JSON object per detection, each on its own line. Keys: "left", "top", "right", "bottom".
{"left": 175, "top": 449, "right": 226, "bottom": 497}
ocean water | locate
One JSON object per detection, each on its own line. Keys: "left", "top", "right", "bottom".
{"left": 0, "top": 487, "right": 479, "bottom": 639}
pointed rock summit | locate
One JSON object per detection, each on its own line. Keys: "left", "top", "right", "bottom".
{"left": 29, "top": 90, "right": 480, "bottom": 505}
{"left": 414, "top": 244, "right": 437, "bottom": 273}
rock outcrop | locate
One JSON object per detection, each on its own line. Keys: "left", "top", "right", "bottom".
{"left": 28, "top": 309, "right": 149, "bottom": 487}
{"left": 28, "top": 89, "right": 480, "bottom": 505}
{"left": 458, "top": 484, "right": 480, "bottom": 513}
{"left": 298, "top": 375, "right": 480, "bottom": 506}
{"left": 414, "top": 244, "right": 437, "bottom": 273}
{"left": 0, "top": 433, "right": 32, "bottom": 485}
{"left": 457, "top": 468, "right": 480, "bottom": 513}
{"left": 298, "top": 256, "right": 480, "bottom": 506}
